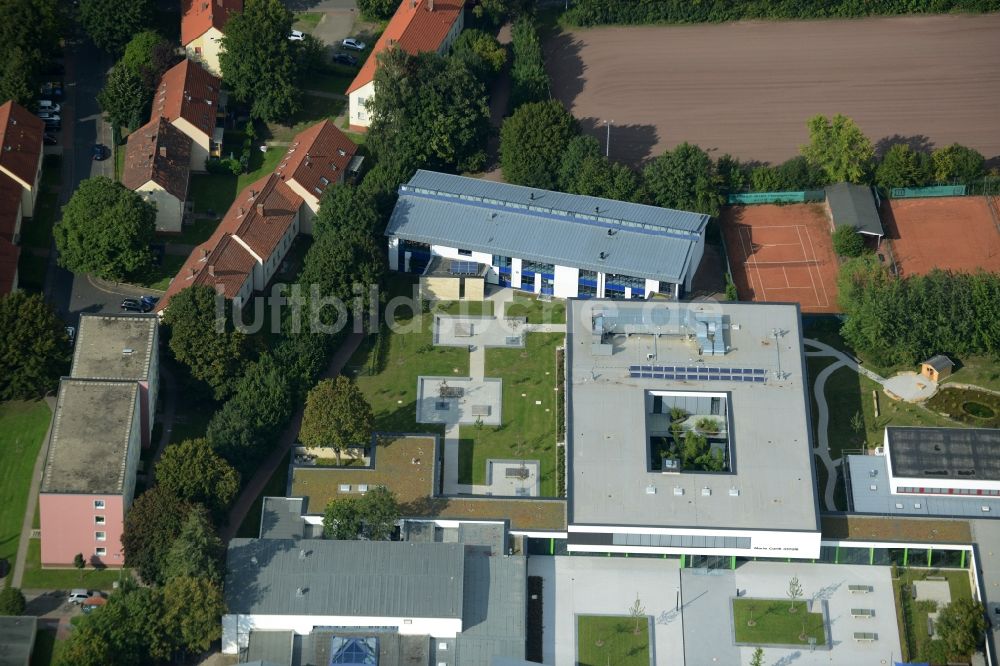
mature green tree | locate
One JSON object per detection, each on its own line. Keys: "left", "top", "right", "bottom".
{"left": 936, "top": 598, "right": 986, "bottom": 659}
{"left": 55, "top": 177, "right": 156, "bottom": 280}
{"left": 832, "top": 225, "right": 867, "bottom": 257}
{"left": 749, "top": 156, "right": 827, "bottom": 192}
{"left": 97, "top": 65, "right": 151, "bottom": 132}
{"left": 509, "top": 16, "right": 548, "bottom": 108}
{"left": 500, "top": 99, "right": 578, "bottom": 189}
{"left": 272, "top": 330, "right": 333, "bottom": 397}
{"left": 163, "top": 509, "right": 225, "bottom": 583}
{"left": 359, "top": 485, "right": 399, "bottom": 540}
{"left": 323, "top": 497, "right": 362, "bottom": 539}
{"left": 716, "top": 154, "right": 748, "bottom": 195}
{"left": 122, "top": 486, "right": 196, "bottom": 584}
{"left": 0, "top": 586, "right": 26, "bottom": 615}
{"left": 163, "top": 285, "right": 248, "bottom": 401}
{"left": 0, "top": 0, "right": 61, "bottom": 64}
{"left": 0, "top": 47, "right": 37, "bottom": 107}
{"left": 558, "top": 135, "right": 603, "bottom": 191}
{"left": 57, "top": 582, "right": 164, "bottom": 666}
{"left": 161, "top": 576, "right": 225, "bottom": 654}
{"left": 750, "top": 647, "right": 765, "bottom": 666}
{"left": 299, "top": 376, "right": 374, "bottom": 464}
{"left": 643, "top": 142, "right": 724, "bottom": 216}
{"left": 299, "top": 229, "right": 385, "bottom": 310}
{"left": 931, "top": 143, "right": 986, "bottom": 184}
{"left": 121, "top": 30, "right": 174, "bottom": 89}
{"left": 357, "top": 0, "right": 400, "bottom": 20}
{"left": 368, "top": 49, "right": 490, "bottom": 173}
{"left": 0, "top": 292, "right": 70, "bottom": 400}
{"left": 473, "top": 0, "right": 530, "bottom": 24}
{"left": 875, "top": 144, "right": 932, "bottom": 190}
{"left": 313, "top": 184, "right": 380, "bottom": 239}
{"left": 80, "top": 0, "right": 154, "bottom": 55}
{"left": 801, "top": 114, "right": 874, "bottom": 184}
{"left": 558, "top": 135, "right": 643, "bottom": 200}
{"left": 155, "top": 438, "right": 240, "bottom": 517}
{"left": 451, "top": 29, "right": 507, "bottom": 82}
{"left": 220, "top": 0, "right": 300, "bottom": 121}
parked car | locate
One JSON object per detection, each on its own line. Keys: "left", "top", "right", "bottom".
{"left": 92, "top": 144, "right": 109, "bottom": 161}
{"left": 288, "top": 29, "right": 304, "bottom": 41}
{"left": 333, "top": 52, "right": 358, "bottom": 66}
{"left": 38, "top": 100, "right": 61, "bottom": 113}
{"left": 341, "top": 38, "right": 366, "bottom": 51}
{"left": 121, "top": 298, "right": 145, "bottom": 312}
{"left": 37, "top": 111, "right": 59, "bottom": 121}
{"left": 67, "top": 589, "right": 90, "bottom": 605}
{"left": 43, "top": 133, "right": 58, "bottom": 145}
{"left": 40, "top": 81, "right": 63, "bottom": 98}
{"left": 43, "top": 120, "right": 61, "bottom": 131}
{"left": 140, "top": 295, "right": 159, "bottom": 310}
{"left": 65, "top": 326, "right": 75, "bottom": 344}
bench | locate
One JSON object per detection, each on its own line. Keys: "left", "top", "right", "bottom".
{"left": 851, "top": 608, "right": 875, "bottom": 618}
{"left": 471, "top": 405, "right": 491, "bottom": 417}
{"left": 853, "top": 632, "right": 878, "bottom": 642}
{"left": 849, "top": 585, "right": 873, "bottom": 594}
{"left": 454, "top": 323, "right": 473, "bottom": 337}
{"left": 925, "top": 576, "right": 946, "bottom": 581}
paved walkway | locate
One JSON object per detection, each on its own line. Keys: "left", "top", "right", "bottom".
{"left": 11, "top": 396, "right": 57, "bottom": 588}
{"left": 803, "top": 338, "right": 886, "bottom": 384}
{"left": 222, "top": 331, "right": 364, "bottom": 542}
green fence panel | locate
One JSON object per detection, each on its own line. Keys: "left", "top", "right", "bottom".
{"left": 727, "top": 191, "right": 806, "bottom": 205}
{"left": 889, "top": 185, "right": 967, "bottom": 198}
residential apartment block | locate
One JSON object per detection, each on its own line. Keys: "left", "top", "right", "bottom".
{"left": 150, "top": 59, "right": 223, "bottom": 173}
{"left": 122, "top": 118, "right": 192, "bottom": 233}
{"left": 0, "top": 100, "right": 44, "bottom": 294}
{"left": 182, "top": 0, "right": 243, "bottom": 77}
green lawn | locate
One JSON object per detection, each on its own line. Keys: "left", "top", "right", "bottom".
{"left": 576, "top": 615, "right": 649, "bottom": 666}
{"left": 293, "top": 11, "right": 323, "bottom": 29}
{"left": 158, "top": 217, "right": 221, "bottom": 246}
{"left": 348, "top": 280, "right": 470, "bottom": 433}
{"left": 0, "top": 400, "right": 51, "bottom": 583}
{"left": 307, "top": 68, "right": 357, "bottom": 96}
{"left": 167, "top": 386, "right": 216, "bottom": 445}
{"left": 458, "top": 333, "right": 562, "bottom": 496}
{"left": 732, "top": 599, "right": 826, "bottom": 646}
{"left": 236, "top": 451, "right": 290, "bottom": 538}
{"left": 134, "top": 253, "right": 186, "bottom": 291}
{"left": 504, "top": 294, "right": 566, "bottom": 324}
{"left": 435, "top": 300, "right": 494, "bottom": 317}
{"left": 893, "top": 568, "right": 973, "bottom": 662}
{"left": 942, "top": 355, "right": 1000, "bottom": 392}
{"left": 21, "top": 539, "right": 129, "bottom": 589}
{"left": 925, "top": 386, "right": 1000, "bottom": 427}
{"left": 266, "top": 94, "right": 346, "bottom": 142}
{"left": 188, "top": 143, "right": 288, "bottom": 216}
{"left": 16, "top": 253, "right": 47, "bottom": 291}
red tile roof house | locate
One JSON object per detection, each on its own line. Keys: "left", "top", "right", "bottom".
{"left": 39, "top": 379, "right": 143, "bottom": 567}
{"left": 150, "top": 59, "right": 223, "bottom": 173}
{"left": 347, "top": 0, "right": 465, "bottom": 131}
{"left": 156, "top": 120, "right": 357, "bottom": 312}
{"left": 182, "top": 0, "right": 243, "bottom": 77}
{"left": 0, "top": 100, "right": 44, "bottom": 223}
{"left": 122, "top": 118, "right": 192, "bottom": 233}
{"left": 274, "top": 119, "right": 359, "bottom": 233}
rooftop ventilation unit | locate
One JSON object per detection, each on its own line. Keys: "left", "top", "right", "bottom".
{"left": 645, "top": 485, "right": 656, "bottom": 495}
{"left": 122, "top": 348, "right": 134, "bottom": 355}
{"left": 295, "top": 587, "right": 305, "bottom": 597}
{"left": 729, "top": 488, "right": 740, "bottom": 497}
{"left": 673, "top": 487, "right": 684, "bottom": 496}
{"left": 701, "top": 487, "right": 711, "bottom": 496}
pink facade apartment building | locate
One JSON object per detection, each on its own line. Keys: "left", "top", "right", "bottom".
{"left": 39, "top": 380, "right": 142, "bottom": 567}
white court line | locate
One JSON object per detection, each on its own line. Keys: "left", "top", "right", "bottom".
{"left": 738, "top": 226, "right": 768, "bottom": 302}
{"left": 782, "top": 266, "right": 790, "bottom": 288}
{"left": 802, "top": 225, "right": 831, "bottom": 307}
{"left": 794, "top": 225, "right": 821, "bottom": 307}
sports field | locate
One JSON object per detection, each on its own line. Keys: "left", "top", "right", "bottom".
{"left": 720, "top": 204, "right": 840, "bottom": 313}
{"left": 883, "top": 196, "right": 1000, "bottom": 276}
{"left": 545, "top": 14, "right": 1000, "bottom": 165}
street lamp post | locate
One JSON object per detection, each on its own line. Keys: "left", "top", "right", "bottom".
{"left": 604, "top": 119, "right": 613, "bottom": 157}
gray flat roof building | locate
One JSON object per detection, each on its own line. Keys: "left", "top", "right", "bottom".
{"left": 825, "top": 182, "right": 885, "bottom": 237}
{"left": 225, "top": 539, "right": 465, "bottom": 619}
{"left": 41, "top": 379, "right": 140, "bottom": 494}
{"left": 566, "top": 299, "right": 820, "bottom": 557}
{"left": 0, "top": 616, "right": 36, "bottom": 666}
{"left": 70, "top": 314, "right": 158, "bottom": 381}
{"left": 886, "top": 427, "right": 1000, "bottom": 482}
{"left": 386, "top": 170, "right": 709, "bottom": 285}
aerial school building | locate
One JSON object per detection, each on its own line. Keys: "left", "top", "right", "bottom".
{"left": 385, "top": 171, "right": 709, "bottom": 300}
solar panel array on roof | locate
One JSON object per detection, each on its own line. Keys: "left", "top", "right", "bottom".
{"left": 629, "top": 365, "right": 766, "bottom": 382}
{"left": 449, "top": 260, "right": 479, "bottom": 275}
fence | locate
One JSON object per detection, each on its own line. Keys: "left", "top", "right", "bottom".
{"left": 727, "top": 190, "right": 825, "bottom": 205}
{"left": 889, "top": 185, "right": 966, "bottom": 199}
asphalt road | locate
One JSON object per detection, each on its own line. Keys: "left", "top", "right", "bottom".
{"left": 43, "top": 37, "right": 140, "bottom": 326}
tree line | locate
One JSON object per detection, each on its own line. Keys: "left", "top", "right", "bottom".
{"left": 837, "top": 255, "right": 1000, "bottom": 366}
{"left": 564, "top": 0, "right": 1000, "bottom": 27}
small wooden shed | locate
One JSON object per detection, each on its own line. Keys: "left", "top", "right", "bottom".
{"left": 920, "top": 355, "right": 954, "bottom": 382}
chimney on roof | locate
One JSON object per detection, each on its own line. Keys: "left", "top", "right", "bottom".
{"left": 201, "top": 248, "right": 209, "bottom": 259}
{"left": 189, "top": 266, "right": 197, "bottom": 276}
{"left": 159, "top": 146, "right": 167, "bottom": 158}
{"left": 428, "top": 0, "right": 434, "bottom": 10}
{"left": 208, "top": 264, "right": 216, "bottom": 277}
{"left": 256, "top": 203, "right": 264, "bottom": 216}
{"left": 239, "top": 206, "right": 245, "bottom": 216}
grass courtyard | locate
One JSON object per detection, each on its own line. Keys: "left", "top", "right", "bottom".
{"left": 21, "top": 539, "right": 128, "bottom": 589}
{"left": 504, "top": 293, "right": 566, "bottom": 324}
{"left": 458, "top": 332, "right": 563, "bottom": 496}
{"left": 577, "top": 615, "right": 650, "bottom": 666}
{"left": 925, "top": 386, "right": 1000, "bottom": 428}
{"left": 0, "top": 400, "right": 51, "bottom": 583}
{"left": 892, "top": 568, "right": 973, "bottom": 663}
{"left": 732, "top": 598, "right": 826, "bottom": 646}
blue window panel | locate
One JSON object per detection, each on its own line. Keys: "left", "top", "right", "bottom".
{"left": 498, "top": 266, "right": 511, "bottom": 275}
{"left": 663, "top": 374, "right": 675, "bottom": 380}
{"left": 629, "top": 365, "right": 640, "bottom": 372}
{"left": 719, "top": 375, "right": 731, "bottom": 381}
{"left": 709, "top": 367, "right": 720, "bottom": 373}
{"left": 641, "top": 366, "right": 652, "bottom": 371}
{"left": 754, "top": 368, "right": 766, "bottom": 375}
{"left": 754, "top": 376, "right": 766, "bottom": 383}
{"left": 653, "top": 373, "right": 664, "bottom": 379}
{"left": 641, "top": 373, "right": 653, "bottom": 378}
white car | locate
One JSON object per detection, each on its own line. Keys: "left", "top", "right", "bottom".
{"left": 289, "top": 29, "right": 304, "bottom": 41}
{"left": 68, "top": 589, "right": 91, "bottom": 604}
{"left": 341, "top": 38, "right": 366, "bottom": 51}
{"left": 39, "top": 100, "right": 61, "bottom": 113}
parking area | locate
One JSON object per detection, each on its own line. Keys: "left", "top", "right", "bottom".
{"left": 720, "top": 204, "right": 840, "bottom": 313}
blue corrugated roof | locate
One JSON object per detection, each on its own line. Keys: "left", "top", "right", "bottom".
{"left": 386, "top": 171, "right": 709, "bottom": 284}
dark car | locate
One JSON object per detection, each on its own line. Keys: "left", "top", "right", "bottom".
{"left": 140, "top": 295, "right": 159, "bottom": 310}
{"left": 333, "top": 52, "right": 358, "bottom": 67}
{"left": 92, "top": 144, "right": 109, "bottom": 161}
{"left": 43, "top": 133, "right": 58, "bottom": 146}
{"left": 121, "top": 298, "right": 145, "bottom": 312}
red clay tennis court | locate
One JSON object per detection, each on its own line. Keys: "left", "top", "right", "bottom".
{"left": 720, "top": 204, "right": 840, "bottom": 313}
{"left": 882, "top": 196, "right": 1000, "bottom": 277}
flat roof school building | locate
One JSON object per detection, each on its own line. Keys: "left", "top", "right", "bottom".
{"left": 385, "top": 170, "right": 709, "bottom": 300}
{"left": 565, "top": 299, "right": 822, "bottom": 559}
